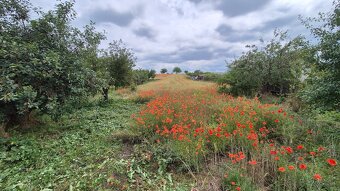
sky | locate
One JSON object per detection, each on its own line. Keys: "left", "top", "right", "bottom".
{"left": 30, "top": 0, "right": 334, "bottom": 72}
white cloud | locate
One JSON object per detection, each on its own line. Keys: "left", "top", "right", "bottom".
{"left": 29, "top": 0, "right": 334, "bottom": 72}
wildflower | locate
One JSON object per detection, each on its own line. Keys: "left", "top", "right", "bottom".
{"left": 296, "top": 145, "right": 304, "bottom": 150}
{"left": 285, "top": 147, "right": 293, "bottom": 154}
{"left": 318, "top": 147, "right": 325, "bottom": 152}
{"left": 236, "top": 187, "right": 241, "bottom": 191}
{"left": 299, "top": 164, "right": 307, "bottom": 170}
{"left": 278, "top": 167, "right": 285, "bottom": 172}
{"left": 298, "top": 156, "right": 304, "bottom": 161}
{"left": 327, "top": 158, "right": 337, "bottom": 166}
{"left": 310, "top": 151, "right": 316, "bottom": 156}
{"left": 313, "top": 174, "right": 322, "bottom": 181}
{"left": 270, "top": 150, "right": 277, "bottom": 155}
{"left": 231, "top": 181, "right": 236, "bottom": 185}
{"left": 274, "top": 119, "right": 279, "bottom": 123}
{"left": 248, "top": 160, "right": 257, "bottom": 165}
{"left": 288, "top": 165, "right": 295, "bottom": 170}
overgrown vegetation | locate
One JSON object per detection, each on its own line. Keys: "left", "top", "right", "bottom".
{"left": 0, "top": 0, "right": 339, "bottom": 190}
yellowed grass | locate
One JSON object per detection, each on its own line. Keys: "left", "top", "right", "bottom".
{"left": 115, "top": 74, "right": 216, "bottom": 99}
{"left": 137, "top": 74, "right": 216, "bottom": 93}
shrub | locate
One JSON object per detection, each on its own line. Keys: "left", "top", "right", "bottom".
{"left": 0, "top": 1, "right": 101, "bottom": 126}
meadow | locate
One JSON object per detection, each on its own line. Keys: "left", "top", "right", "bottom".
{"left": 1, "top": 74, "right": 338, "bottom": 191}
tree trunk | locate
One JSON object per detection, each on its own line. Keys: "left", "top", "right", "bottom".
{"left": 102, "top": 87, "right": 109, "bottom": 101}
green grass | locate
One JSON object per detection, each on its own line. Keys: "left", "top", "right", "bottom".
{"left": 0, "top": 97, "right": 141, "bottom": 190}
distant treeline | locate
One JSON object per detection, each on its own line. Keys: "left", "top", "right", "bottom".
{"left": 185, "top": 70, "right": 224, "bottom": 82}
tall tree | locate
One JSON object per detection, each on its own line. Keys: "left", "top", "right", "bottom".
{"left": 219, "top": 30, "right": 309, "bottom": 97}
{"left": 160, "top": 68, "right": 168, "bottom": 74}
{"left": 99, "top": 40, "right": 136, "bottom": 101}
{"left": 0, "top": 0, "right": 101, "bottom": 127}
{"left": 299, "top": 1, "right": 340, "bottom": 111}
{"left": 173, "top": 67, "right": 182, "bottom": 74}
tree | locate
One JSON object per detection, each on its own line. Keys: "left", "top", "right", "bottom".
{"left": 98, "top": 39, "right": 136, "bottom": 101}
{"left": 299, "top": 1, "right": 340, "bottom": 111}
{"left": 173, "top": 67, "right": 182, "bottom": 74}
{"left": 194, "top": 70, "right": 202, "bottom": 75}
{"left": 160, "top": 68, "right": 168, "bottom": 74}
{"left": 219, "top": 30, "right": 308, "bottom": 97}
{"left": 0, "top": 0, "right": 101, "bottom": 127}
{"left": 133, "top": 69, "right": 149, "bottom": 85}
{"left": 148, "top": 69, "right": 156, "bottom": 79}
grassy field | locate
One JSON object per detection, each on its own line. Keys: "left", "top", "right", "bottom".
{"left": 1, "top": 75, "right": 338, "bottom": 191}
{"left": 138, "top": 74, "right": 215, "bottom": 92}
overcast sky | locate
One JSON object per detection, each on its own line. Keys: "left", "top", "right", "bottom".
{"left": 30, "top": 0, "right": 333, "bottom": 72}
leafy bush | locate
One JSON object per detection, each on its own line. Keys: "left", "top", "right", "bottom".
{"left": 219, "top": 30, "right": 309, "bottom": 97}
{"left": 0, "top": 1, "right": 102, "bottom": 126}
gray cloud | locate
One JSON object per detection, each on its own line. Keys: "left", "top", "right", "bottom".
{"left": 89, "top": 8, "right": 134, "bottom": 27}
{"left": 133, "top": 26, "right": 155, "bottom": 39}
{"left": 216, "top": 25, "right": 234, "bottom": 36}
{"left": 179, "top": 47, "right": 214, "bottom": 61}
{"left": 188, "top": 0, "right": 204, "bottom": 4}
{"left": 216, "top": 25, "right": 259, "bottom": 42}
{"left": 217, "top": 0, "right": 272, "bottom": 17}
{"left": 144, "top": 47, "right": 215, "bottom": 64}
{"left": 260, "top": 15, "right": 297, "bottom": 31}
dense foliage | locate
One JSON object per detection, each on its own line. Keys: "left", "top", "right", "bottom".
{"left": 0, "top": 1, "right": 154, "bottom": 126}
{"left": 0, "top": 1, "right": 101, "bottom": 126}
{"left": 299, "top": 1, "right": 340, "bottom": 111}
{"left": 172, "top": 67, "right": 182, "bottom": 74}
{"left": 219, "top": 1, "right": 339, "bottom": 113}
{"left": 160, "top": 68, "right": 168, "bottom": 74}
{"left": 219, "top": 30, "right": 309, "bottom": 97}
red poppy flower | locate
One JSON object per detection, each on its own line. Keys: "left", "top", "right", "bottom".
{"left": 236, "top": 187, "right": 241, "bottom": 191}
{"left": 296, "top": 145, "right": 304, "bottom": 150}
{"left": 310, "top": 151, "right": 316, "bottom": 156}
{"left": 288, "top": 165, "right": 295, "bottom": 170}
{"left": 248, "top": 160, "right": 257, "bottom": 165}
{"left": 299, "top": 164, "right": 307, "bottom": 170}
{"left": 278, "top": 167, "right": 285, "bottom": 172}
{"left": 327, "top": 158, "right": 337, "bottom": 166}
{"left": 274, "top": 119, "right": 279, "bottom": 123}
{"left": 285, "top": 147, "right": 293, "bottom": 154}
{"left": 231, "top": 181, "right": 236, "bottom": 185}
{"left": 313, "top": 174, "right": 322, "bottom": 181}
